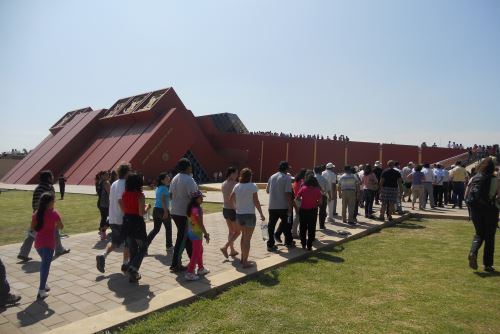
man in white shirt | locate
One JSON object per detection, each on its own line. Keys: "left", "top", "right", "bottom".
{"left": 170, "top": 158, "right": 198, "bottom": 272}
{"left": 401, "top": 162, "right": 414, "bottom": 202}
{"left": 266, "top": 161, "right": 295, "bottom": 251}
{"left": 421, "top": 163, "right": 436, "bottom": 209}
{"left": 322, "top": 162, "right": 337, "bottom": 222}
{"left": 96, "top": 162, "right": 131, "bottom": 274}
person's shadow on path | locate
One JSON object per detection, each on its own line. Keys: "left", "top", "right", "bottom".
{"left": 107, "top": 273, "right": 155, "bottom": 313}
{"left": 21, "top": 261, "right": 41, "bottom": 274}
{"left": 17, "top": 300, "right": 54, "bottom": 327}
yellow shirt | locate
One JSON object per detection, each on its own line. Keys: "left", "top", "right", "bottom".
{"left": 450, "top": 166, "right": 467, "bottom": 182}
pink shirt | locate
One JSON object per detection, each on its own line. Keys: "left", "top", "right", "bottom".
{"left": 32, "top": 208, "right": 61, "bottom": 250}
{"left": 296, "top": 185, "right": 322, "bottom": 209}
{"left": 362, "top": 173, "right": 379, "bottom": 191}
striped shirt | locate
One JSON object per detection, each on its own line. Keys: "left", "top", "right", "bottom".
{"left": 32, "top": 183, "right": 55, "bottom": 211}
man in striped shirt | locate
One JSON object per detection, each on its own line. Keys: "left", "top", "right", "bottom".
{"left": 17, "top": 170, "right": 70, "bottom": 262}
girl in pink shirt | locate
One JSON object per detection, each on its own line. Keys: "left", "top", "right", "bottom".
{"left": 31, "top": 192, "right": 63, "bottom": 299}
{"left": 296, "top": 173, "right": 323, "bottom": 250}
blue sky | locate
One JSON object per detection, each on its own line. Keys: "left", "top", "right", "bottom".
{"left": 1, "top": 0, "right": 499, "bottom": 152}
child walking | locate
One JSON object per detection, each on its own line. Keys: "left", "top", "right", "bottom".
{"left": 185, "top": 191, "right": 210, "bottom": 281}
{"left": 31, "top": 192, "right": 64, "bottom": 299}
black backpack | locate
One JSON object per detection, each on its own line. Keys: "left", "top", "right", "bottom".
{"left": 465, "top": 173, "right": 494, "bottom": 208}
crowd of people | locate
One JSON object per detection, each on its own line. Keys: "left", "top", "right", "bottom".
{"left": 1, "top": 154, "right": 499, "bottom": 308}
{"left": 247, "top": 131, "right": 350, "bottom": 142}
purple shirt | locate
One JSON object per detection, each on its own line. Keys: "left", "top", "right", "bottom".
{"left": 410, "top": 171, "right": 425, "bottom": 185}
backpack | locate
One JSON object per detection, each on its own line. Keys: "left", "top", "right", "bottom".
{"left": 465, "top": 173, "right": 494, "bottom": 209}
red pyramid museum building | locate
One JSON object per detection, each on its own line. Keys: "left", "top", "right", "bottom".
{"left": 2, "top": 87, "right": 465, "bottom": 185}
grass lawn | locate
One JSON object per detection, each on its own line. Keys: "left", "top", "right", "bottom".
{"left": 0, "top": 190, "right": 222, "bottom": 246}
{"left": 112, "top": 218, "right": 499, "bottom": 334}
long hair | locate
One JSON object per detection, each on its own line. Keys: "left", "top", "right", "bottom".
{"left": 294, "top": 169, "right": 307, "bottom": 183}
{"left": 35, "top": 192, "right": 55, "bottom": 232}
{"left": 304, "top": 173, "right": 319, "bottom": 187}
{"left": 186, "top": 196, "right": 201, "bottom": 217}
{"left": 125, "top": 172, "right": 143, "bottom": 192}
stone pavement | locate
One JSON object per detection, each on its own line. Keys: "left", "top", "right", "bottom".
{"left": 0, "top": 190, "right": 468, "bottom": 334}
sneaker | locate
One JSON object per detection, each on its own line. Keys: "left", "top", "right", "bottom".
{"left": 44, "top": 285, "right": 50, "bottom": 292}
{"left": 319, "top": 224, "right": 326, "bottom": 229}
{"left": 121, "top": 263, "right": 129, "bottom": 275}
{"left": 197, "top": 267, "right": 210, "bottom": 275}
{"left": 274, "top": 234, "right": 283, "bottom": 244}
{"left": 96, "top": 255, "right": 105, "bottom": 273}
{"left": 100, "top": 232, "right": 107, "bottom": 241}
{"left": 185, "top": 272, "right": 200, "bottom": 281}
{"left": 128, "top": 269, "right": 141, "bottom": 283}
{"left": 37, "top": 289, "right": 49, "bottom": 300}
{"left": 267, "top": 245, "right": 278, "bottom": 252}
{"left": 0, "top": 293, "right": 21, "bottom": 307}
{"left": 484, "top": 266, "right": 496, "bottom": 273}
{"left": 55, "top": 248, "right": 70, "bottom": 257}
{"left": 468, "top": 253, "right": 478, "bottom": 270}
{"left": 17, "top": 255, "right": 32, "bottom": 262}
{"left": 169, "top": 264, "right": 187, "bottom": 273}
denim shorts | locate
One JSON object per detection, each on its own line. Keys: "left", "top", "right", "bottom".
{"left": 222, "top": 208, "right": 237, "bottom": 221}
{"left": 236, "top": 214, "right": 256, "bottom": 228}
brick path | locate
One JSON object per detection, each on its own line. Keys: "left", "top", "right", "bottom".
{"left": 0, "top": 192, "right": 467, "bottom": 334}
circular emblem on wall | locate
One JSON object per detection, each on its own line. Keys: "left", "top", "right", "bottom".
{"left": 162, "top": 152, "right": 169, "bottom": 162}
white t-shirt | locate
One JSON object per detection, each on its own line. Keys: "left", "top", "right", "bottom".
{"left": 232, "top": 182, "right": 258, "bottom": 215}
{"left": 170, "top": 173, "right": 198, "bottom": 216}
{"left": 322, "top": 170, "right": 337, "bottom": 186}
{"left": 109, "top": 179, "right": 126, "bottom": 225}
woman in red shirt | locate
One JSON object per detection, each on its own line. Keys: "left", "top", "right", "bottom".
{"left": 31, "top": 192, "right": 64, "bottom": 299}
{"left": 296, "top": 172, "right": 323, "bottom": 250}
{"left": 291, "top": 169, "right": 307, "bottom": 239}
{"left": 122, "top": 172, "right": 148, "bottom": 283}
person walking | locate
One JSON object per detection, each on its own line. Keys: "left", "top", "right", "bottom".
{"left": 146, "top": 172, "right": 173, "bottom": 252}
{"left": 185, "top": 191, "right": 211, "bottom": 280}
{"left": 98, "top": 171, "right": 111, "bottom": 241}
{"left": 58, "top": 174, "right": 66, "bottom": 200}
{"left": 18, "top": 170, "right": 69, "bottom": 262}
{"left": 266, "top": 161, "right": 295, "bottom": 251}
{"left": 466, "top": 158, "right": 499, "bottom": 272}
{"left": 96, "top": 162, "right": 131, "bottom": 274}
{"left": 0, "top": 258, "right": 21, "bottom": 307}
{"left": 442, "top": 166, "right": 451, "bottom": 205}
{"left": 296, "top": 173, "right": 322, "bottom": 250}
{"left": 220, "top": 167, "right": 241, "bottom": 258}
{"left": 401, "top": 162, "right": 414, "bottom": 202}
{"left": 361, "top": 164, "right": 378, "bottom": 218}
{"left": 322, "top": 162, "right": 337, "bottom": 221}
{"left": 292, "top": 169, "right": 307, "bottom": 238}
{"left": 451, "top": 161, "right": 468, "bottom": 209}
{"left": 373, "top": 161, "right": 383, "bottom": 205}
{"left": 314, "top": 165, "right": 329, "bottom": 229}
{"left": 433, "top": 164, "right": 445, "bottom": 207}
{"left": 169, "top": 158, "right": 198, "bottom": 272}
{"left": 32, "top": 192, "right": 64, "bottom": 299}
{"left": 409, "top": 165, "right": 425, "bottom": 210}
{"left": 378, "top": 160, "right": 403, "bottom": 221}
{"left": 122, "top": 172, "right": 149, "bottom": 283}
{"left": 421, "top": 163, "right": 436, "bottom": 209}
{"left": 230, "top": 168, "right": 265, "bottom": 267}
{"left": 338, "top": 166, "right": 359, "bottom": 225}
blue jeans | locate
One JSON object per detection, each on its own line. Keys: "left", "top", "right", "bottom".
{"left": 36, "top": 248, "right": 54, "bottom": 290}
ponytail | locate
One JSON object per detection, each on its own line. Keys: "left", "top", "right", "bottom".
{"left": 35, "top": 192, "right": 55, "bottom": 232}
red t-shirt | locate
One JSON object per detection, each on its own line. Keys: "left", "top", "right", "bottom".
{"left": 296, "top": 185, "right": 322, "bottom": 209}
{"left": 122, "top": 191, "right": 142, "bottom": 215}
{"left": 293, "top": 180, "right": 303, "bottom": 196}
{"left": 32, "top": 208, "right": 61, "bottom": 250}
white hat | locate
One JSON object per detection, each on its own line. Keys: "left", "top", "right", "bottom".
{"left": 375, "top": 160, "right": 381, "bottom": 166}
{"left": 326, "top": 162, "right": 335, "bottom": 169}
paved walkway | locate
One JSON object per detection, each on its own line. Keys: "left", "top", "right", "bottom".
{"left": 0, "top": 186, "right": 467, "bottom": 334}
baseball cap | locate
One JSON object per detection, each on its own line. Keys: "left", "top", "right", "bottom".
{"left": 191, "top": 190, "right": 205, "bottom": 198}
{"left": 326, "top": 162, "right": 335, "bottom": 169}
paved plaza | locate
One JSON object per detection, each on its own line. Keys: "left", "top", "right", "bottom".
{"left": 0, "top": 184, "right": 468, "bottom": 334}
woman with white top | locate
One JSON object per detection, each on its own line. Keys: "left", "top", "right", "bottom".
{"left": 230, "top": 168, "right": 265, "bottom": 268}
